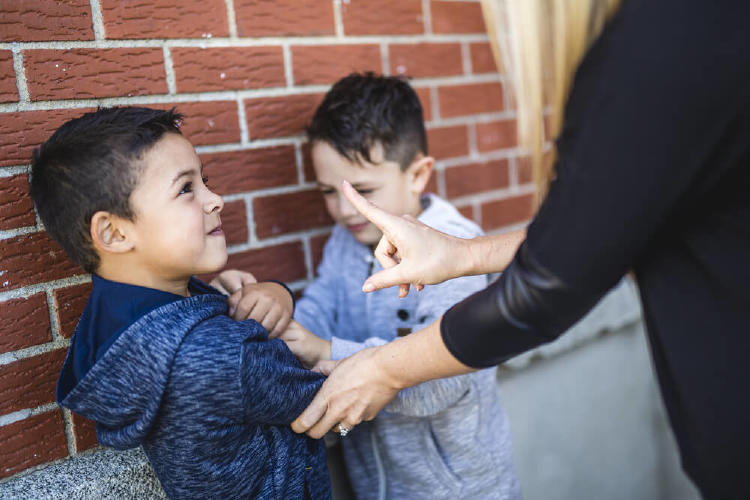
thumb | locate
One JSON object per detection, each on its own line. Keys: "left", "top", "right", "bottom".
{"left": 363, "top": 265, "right": 409, "bottom": 293}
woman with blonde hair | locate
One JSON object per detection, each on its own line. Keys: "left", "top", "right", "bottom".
{"left": 292, "top": 1, "right": 750, "bottom": 498}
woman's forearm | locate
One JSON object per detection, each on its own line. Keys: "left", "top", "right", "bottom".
{"left": 374, "top": 318, "right": 476, "bottom": 391}
{"left": 464, "top": 228, "right": 527, "bottom": 277}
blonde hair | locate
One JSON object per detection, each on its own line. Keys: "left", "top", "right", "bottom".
{"left": 480, "top": 0, "right": 622, "bottom": 200}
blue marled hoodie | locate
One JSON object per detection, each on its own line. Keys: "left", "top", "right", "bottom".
{"left": 295, "top": 194, "right": 521, "bottom": 500}
{"left": 58, "top": 291, "right": 331, "bottom": 500}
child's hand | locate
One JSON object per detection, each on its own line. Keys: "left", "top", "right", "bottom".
{"left": 210, "top": 269, "right": 257, "bottom": 295}
{"left": 279, "top": 320, "right": 332, "bottom": 369}
{"left": 227, "top": 282, "right": 294, "bottom": 337}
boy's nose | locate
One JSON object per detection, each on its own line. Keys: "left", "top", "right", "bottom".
{"left": 204, "top": 189, "right": 224, "bottom": 214}
{"left": 338, "top": 193, "right": 357, "bottom": 218}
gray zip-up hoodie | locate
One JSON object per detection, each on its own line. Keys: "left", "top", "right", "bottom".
{"left": 295, "top": 194, "right": 521, "bottom": 500}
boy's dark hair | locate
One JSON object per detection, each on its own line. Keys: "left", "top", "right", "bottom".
{"left": 30, "top": 107, "right": 184, "bottom": 274}
{"left": 307, "top": 72, "right": 428, "bottom": 170}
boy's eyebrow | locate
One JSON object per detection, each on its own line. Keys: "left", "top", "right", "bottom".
{"left": 316, "top": 181, "right": 373, "bottom": 189}
{"left": 171, "top": 164, "right": 203, "bottom": 185}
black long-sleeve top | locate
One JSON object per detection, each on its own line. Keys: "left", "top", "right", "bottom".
{"left": 441, "top": 1, "right": 750, "bottom": 498}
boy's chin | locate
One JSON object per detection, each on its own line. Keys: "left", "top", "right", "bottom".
{"left": 200, "top": 252, "right": 229, "bottom": 276}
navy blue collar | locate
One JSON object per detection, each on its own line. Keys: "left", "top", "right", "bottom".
{"left": 69, "top": 275, "right": 221, "bottom": 387}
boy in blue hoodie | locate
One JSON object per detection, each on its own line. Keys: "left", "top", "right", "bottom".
{"left": 218, "top": 73, "right": 521, "bottom": 500}
{"left": 30, "top": 107, "right": 331, "bottom": 500}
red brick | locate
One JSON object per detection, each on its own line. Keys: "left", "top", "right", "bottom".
{"left": 0, "top": 293, "right": 51, "bottom": 354}
{"left": 481, "top": 193, "right": 535, "bottom": 230}
{"left": 431, "top": 1, "right": 486, "bottom": 34}
{"left": 221, "top": 200, "right": 249, "bottom": 246}
{"left": 100, "top": 0, "right": 228, "bottom": 39}
{"left": 470, "top": 42, "right": 497, "bottom": 74}
{"left": 235, "top": 0, "right": 334, "bottom": 37}
{"left": 0, "top": 51, "right": 17, "bottom": 103}
{"left": 200, "top": 146, "right": 298, "bottom": 195}
{"left": 71, "top": 412, "right": 98, "bottom": 452}
{"left": 517, "top": 156, "right": 534, "bottom": 184}
{"left": 342, "top": 0, "right": 423, "bottom": 35}
{"left": 253, "top": 190, "right": 333, "bottom": 239}
{"left": 438, "top": 82, "right": 503, "bottom": 118}
{"left": 54, "top": 282, "right": 92, "bottom": 339}
{"left": 245, "top": 93, "right": 323, "bottom": 140}
{"left": 0, "top": 108, "right": 95, "bottom": 167}
{"left": 172, "top": 47, "right": 285, "bottom": 93}
{"left": 0, "top": 174, "right": 35, "bottom": 230}
{"left": 0, "top": 0, "right": 93, "bottom": 42}
{"left": 444, "top": 159, "right": 510, "bottom": 199}
{"left": 292, "top": 45, "right": 382, "bottom": 86}
{"left": 309, "top": 232, "right": 331, "bottom": 272}
{"left": 302, "top": 143, "right": 316, "bottom": 182}
{"left": 390, "top": 43, "right": 463, "bottom": 78}
{"left": 415, "top": 87, "right": 433, "bottom": 121}
{"left": 427, "top": 125, "right": 469, "bottom": 159}
{"left": 0, "top": 410, "right": 68, "bottom": 480}
{"left": 24, "top": 48, "right": 166, "bottom": 101}
{"left": 0, "top": 231, "right": 84, "bottom": 292}
{"left": 476, "top": 119, "right": 517, "bottom": 152}
{"left": 223, "top": 241, "right": 307, "bottom": 283}
{"left": 0, "top": 349, "right": 67, "bottom": 415}
{"left": 166, "top": 101, "right": 240, "bottom": 146}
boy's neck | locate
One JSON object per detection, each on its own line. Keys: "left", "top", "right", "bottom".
{"left": 97, "top": 258, "right": 191, "bottom": 297}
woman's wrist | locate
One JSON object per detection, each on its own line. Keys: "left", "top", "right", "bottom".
{"left": 371, "top": 318, "right": 475, "bottom": 392}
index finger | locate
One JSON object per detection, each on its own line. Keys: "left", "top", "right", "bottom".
{"left": 342, "top": 180, "right": 402, "bottom": 238}
{"left": 291, "top": 390, "right": 329, "bottom": 434}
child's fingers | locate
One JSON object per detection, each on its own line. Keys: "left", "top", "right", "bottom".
{"left": 270, "top": 313, "right": 292, "bottom": 339}
{"left": 263, "top": 308, "right": 284, "bottom": 338}
{"left": 234, "top": 294, "right": 263, "bottom": 321}
{"left": 312, "top": 359, "right": 339, "bottom": 375}
{"left": 218, "top": 270, "right": 250, "bottom": 295}
{"left": 210, "top": 279, "right": 230, "bottom": 296}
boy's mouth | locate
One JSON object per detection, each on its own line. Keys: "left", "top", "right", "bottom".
{"left": 208, "top": 224, "right": 223, "bottom": 236}
{"left": 346, "top": 222, "right": 369, "bottom": 233}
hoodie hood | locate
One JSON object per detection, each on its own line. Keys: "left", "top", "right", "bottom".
{"left": 58, "top": 294, "right": 227, "bottom": 449}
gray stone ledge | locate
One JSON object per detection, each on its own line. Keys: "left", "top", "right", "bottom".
{"left": 0, "top": 448, "right": 165, "bottom": 500}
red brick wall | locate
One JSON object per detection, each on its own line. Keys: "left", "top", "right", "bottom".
{"left": 0, "top": 0, "right": 534, "bottom": 480}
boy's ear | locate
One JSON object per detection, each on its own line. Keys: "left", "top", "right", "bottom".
{"left": 408, "top": 155, "right": 435, "bottom": 194}
{"left": 90, "top": 211, "right": 134, "bottom": 254}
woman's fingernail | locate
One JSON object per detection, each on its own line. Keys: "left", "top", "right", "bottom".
{"left": 363, "top": 282, "right": 374, "bottom": 292}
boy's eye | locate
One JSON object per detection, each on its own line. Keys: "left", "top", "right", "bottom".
{"left": 357, "top": 189, "right": 374, "bottom": 195}
{"left": 179, "top": 182, "right": 193, "bottom": 195}
{"left": 320, "top": 189, "right": 335, "bottom": 196}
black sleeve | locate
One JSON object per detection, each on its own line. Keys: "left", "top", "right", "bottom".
{"left": 441, "top": 0, "right": 749, "bottom": 367}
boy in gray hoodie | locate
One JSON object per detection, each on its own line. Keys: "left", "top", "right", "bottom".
{"left": 221, "top": 73, "right": 521, "bottom": 500}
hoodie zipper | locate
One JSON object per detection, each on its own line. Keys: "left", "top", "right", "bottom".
{"left": 371, "top": 428, "right": 386, "bottom": 500}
